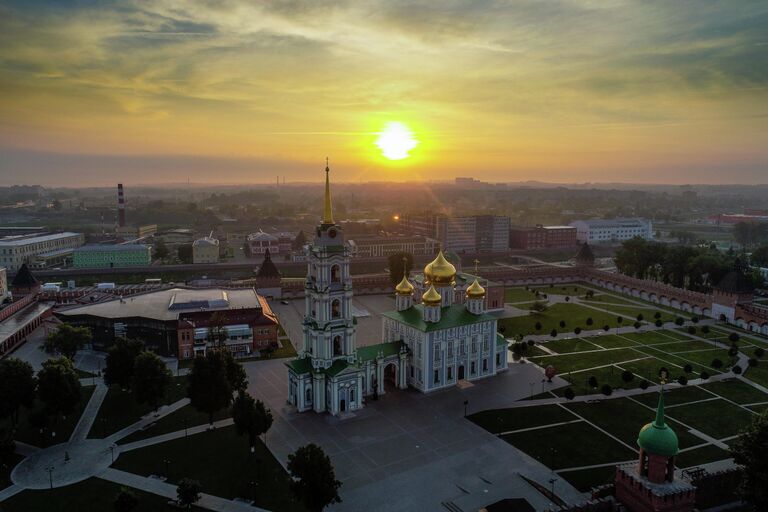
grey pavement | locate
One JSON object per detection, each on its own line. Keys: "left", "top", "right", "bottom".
{"left": 99, "top": 468, "right": 268, "bottom": 512}
{"left": 120, "top": 417, "right": 234, "bottom": 453}
{"left": 70, "top": 382, "right": 108, "bottom": 442}
{"left": 106, "top": 398, "right": 190, "bottom": 445}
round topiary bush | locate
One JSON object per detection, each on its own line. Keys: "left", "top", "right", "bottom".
{"left": 559, "top": 320, "right": 566, "bottom": 328}
{"left": 634, "top": 321, "right": 641, "bottom": 329}
{"left": 688, "top": 326, "right": 696, "bottom": 335}
{"left": 700, "top": 371, "right": 710, "bottom": 380}
{"left": 603, "top": 325, "right": 610, "bottom": 332}
{"left": 527, "top": 339, "right": 535, "bottom": 347}
{"left": 729, "top": 333, "right": 740, "bottom": 343}
{"left": 588, "top": 376, "right": 598, "bottom": 389}
{"left": 733, "top": 365, "right": 743, "bottom": 375}
{"left": 712, "top": 358, "right": 724, "bottom": 369}
{"left": 701, "top": 325, "right": 710, "bottom": 334}
{"left": 691, "top": 316, "right": 699, "bottom": 323}
{"left": 655, "top": 319, "right": 663, "bottom": 327}
{"left": 639, "top": 380, "right": 649, "bottom": 390}
{"left": 621, "top": 370, "right": 634, "bottom": 383}
{"left": 550, "top": 329, "right": 558, "bottom": 338}
{"left": 683, "top": 364, "right": 692, "bottom": 373}
{"left": 675, "top": 317, "right": 685, "bottom": 326}
{"left": 564, "top": 388, "right": 575, "bottom": 400}
{"left": 601, "top": 384, "right": 613, "bottom": 396}
{"left": 586, "top": 318, "right": 594, "bottom": 326}
{"left": 654, "top": 312, "right": 662, "bottom": 319}
{"left": 574, "top": 327, "right": 582, "bottom": 335}
{"left": 677, "top": 375, "right": 688, "bottom": 385}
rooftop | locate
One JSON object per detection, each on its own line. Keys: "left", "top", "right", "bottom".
{"left": 0, "top": 232, "right": 82, "bottom": 246}
{"left": 74, "top": 244, "right": 149, "bottom": 253}
{"left": 58, "top": 287, "right": 263, "bottom": 321}
{"left": 383, "top": 304, "right": 495, "bottom": 332}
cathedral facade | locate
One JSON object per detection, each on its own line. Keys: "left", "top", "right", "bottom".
{"left": 286, "top": 165, "right": 508, "bottom": 416}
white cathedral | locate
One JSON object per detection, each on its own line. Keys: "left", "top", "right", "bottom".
{"left": 286, "top": 164, "right": 508, "bottom": 416}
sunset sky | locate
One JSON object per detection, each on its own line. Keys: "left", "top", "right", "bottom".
{"left": 1, "top": 0, "right": 767, "bottom": 186}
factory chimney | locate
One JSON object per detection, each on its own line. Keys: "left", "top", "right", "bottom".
{"left": 117, "top": 183, "right": 126, "bottom": 227}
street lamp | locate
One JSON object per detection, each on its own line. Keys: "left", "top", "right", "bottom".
{"left": 110, "top": 444, "right": 116, "bottom": 463}
{"left": 163, "top": 458, "right": 171, "bottom": 478}
{"left": 463, "top": 400, "right": 469, "bottom": 417}
{"left": 46, "top": 466, "right": 54, "bottom": 489}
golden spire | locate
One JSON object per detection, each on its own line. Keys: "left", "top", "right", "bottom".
{"left": 423, "top": 250, "right": 456, "bottom": 286}
{"left": 466, "top": 278, "right": 486, "bottom": 298}
{"left": 323, "top": 157, "right": 334, "bottom": 224}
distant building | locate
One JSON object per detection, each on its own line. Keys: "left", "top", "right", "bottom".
{"left": 347, "top": 235, "right": 439, "bottom": 258}
{"left": 0, "top": 232, "right": 84, "bottom": 272}
{"left": 192, "top": 236, "right": 220, "bottom": 264}
{"left": 116, "top": 224, "right": 157, "bottom": 240}
{"left": 275, "top": 232, "right": 296, "bottom": 254}
{"left": 569, "top": 218, "right": 652, "bottom": 244}
{"left": 154, "top": 228, "right": 195, "bottom": 246}
{"left": 708, "top": 213, "right": 768, "bottom": 225}
{"left": 72, "top": 244, "right": 151, "bottom": 268}
{"left": 255, "top": 249, "right": 282, "bottom": 297}
{"left": 57, "top": 287, "right": 278, "bottom": 358}
{"left": 246, "top": 231, "right": 279, "bottom": 256}
{"left": 400, "top": 213, "right": 509, "bottom": 253}
{"left": 10, "top": 263, "right": 40, "bottom": 298}
{"left": 0, "top": 227, "right": 46, "bottom": 237}
{"left": 0, "top": 267, "right": 7, "bottom": 303}
{"left": 509, "top": 225, "right": 577, "bottom": 249}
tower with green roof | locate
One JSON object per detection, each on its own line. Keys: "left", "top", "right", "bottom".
{"left": 637, "top": 392, "right": 679, "bottom": 483}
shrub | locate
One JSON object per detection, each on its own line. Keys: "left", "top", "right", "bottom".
{"left": 565, "top": 296, "right": 570, "bottom": 302}
{"left": 550, "top": 329, "right": 558, "bottom": 338}
{"left": 733, "top": 365, "right": 743, "bottom": 375}
{"left": 654, "top": 312, "right": 662, "bottom": 319}
{"left": 711, "top": 358, "right": 724, "bottom": 369}
{"left": 691, "top": 316, "right": 699, "bottom": 323}
{"left": 621, "top": 370, "right": 634, "bottom": 383}
{"left": 639, "top": 380, "right": 649, "bottom": 390}
{"left": 559, "top": 320, "right": 566, "bottom": 328}
{"left": 603, "top": 325, "right": 610, "bottom": 332}
{"left": 655, "top": 319, "right": 663, "bottom": 327}
{"left": 601, "top": 384, "right": 613, "bottom": 396}
{"left": 636, "top": 314, "right": 644, "bottom": 322}
{"left": 527, "top": 339, "right": 535, "bottom": 347}
{"left": 564, "top": 388, "right": 575, "bottom": 400}
{"left": 586, "top": 318, "right": 594, "bottom": 326}
{"left": 588, "top": 376, "right": 598, "bottom": 388}
{"left": 675, "top": 317, "right": 685, "bottom": 326}
{"left": 700, "top": 371, "right": 710, "bottom": 380}
{"left": 729, "top": 333, "right": 740, "bottom": 343}
{"left": 677, "top": 375, "right": 688, "bottom": 385}
{"left": 748, "top": 358, "right": 759, "bottom": 368}
{"left": 701, "top": 325, "right": 710, "bottom": 334}
{"left": 574, "top": 327, "right": 582, "bottom": 335}
{"left": 687, "top": 326, "right": 696, "bottom": 335}
{"left": 729, "top": 346, "right": 739, "bottom": 357}
{"left": 534, "top": 321, "right": 542, "bottom": 331}
{"left": 683, "top": 364, "right": 692, "bottom": 373}
{"left": 755, "top": 347, "right": 765, "bottom": 358}
{"left": 634, "top": 321, "right": 641, "bottom": 329}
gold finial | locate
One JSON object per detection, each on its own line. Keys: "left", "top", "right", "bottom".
{"left": 323, "top": 158, "right": 334, "bottom": 224}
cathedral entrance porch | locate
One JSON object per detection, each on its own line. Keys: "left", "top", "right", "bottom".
{"left": 384, "top": 362, "right": 398, "bottom": 393}
{"left": 458, "top": 365, "right": 465, "bottom": 380}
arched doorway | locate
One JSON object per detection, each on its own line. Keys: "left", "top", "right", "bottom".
{"left": 458, "top": 365, "right": 465, "bottom": 380}
{"left": 384, "top": 363, "right": 398, "bottom": 392}
{"left": 339, "top": 388, "right": 347, "bottom": 412}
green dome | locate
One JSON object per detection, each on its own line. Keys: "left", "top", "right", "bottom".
{"left": 637, "top": 393, "right": 679, "bottom": 456}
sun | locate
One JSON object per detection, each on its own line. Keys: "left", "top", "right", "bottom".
{"left": 375, "top": 122, "right": 418, "bottom": 160}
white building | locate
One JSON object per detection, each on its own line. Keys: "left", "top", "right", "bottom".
{"left": 569, "top": 218, "right": 652, "bottom": 244}
{"left": 246, "top": 231, "right": 279, "bottom": 256}
{"left": 192, "top": 236, "right": 220, "bottom": 264}
{"left": 0, "top": 267, "right": 7, "bottom": 303}
{"left": 0, "top": 232, "right": 84, "bottom": 272}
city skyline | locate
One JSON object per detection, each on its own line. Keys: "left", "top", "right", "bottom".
{"left": 1, "top": 1, "right": 767, "bottom": 186}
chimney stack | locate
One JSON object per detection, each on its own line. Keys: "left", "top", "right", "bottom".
{"left": 117, "top": 183, "right": 126, "bottom": 227}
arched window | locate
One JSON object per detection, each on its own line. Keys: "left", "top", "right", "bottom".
{"left": 333, "top": 336, "right": 342, "bottom": 356}
{"left": 306, "top": 387, "right": 312, "bottom": 404}
{"left": 331, "top": 264, "right": 341, "bottom": 283}
{"left": 331, "top": 299, "right": 341, "bottom": 319}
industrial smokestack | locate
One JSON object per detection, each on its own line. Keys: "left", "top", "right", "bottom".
{"left": 117, "top": 183, "right": 126, "bottom": 227}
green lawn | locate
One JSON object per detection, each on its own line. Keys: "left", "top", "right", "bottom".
{"left": 89, "top": 377, "right": 188, "bottom": 438}
{"left": 675, "top": 444, "right": 732, "bottom": 468}
{"left": 630, "top": 386, "right": 712, "bottom": 407}
{"left": 501, "top": 421, "right": 636, "bottom": 470}
{"left": 620, "top": 331, "right": 684, "bottom": 346}
{"left": 596, "top": 305, "right": 678, "bottom": 324}
{"left": 665, "top": 399, "right": 756, "bottom": 439}
{"left": 532, "top": 284, "right": 597, "bottom": 297}
{"left": 588, "top": 334, "right": 643, "bottom": 349}
{"left": 580, "top": 294, "right": 645, "bottom": 307}
{"left": 113, "top": 425, "right": 306, "bottom": 511}
{"left": 540, "top": 337, "right": 602, "bottom": 354}
{"left": 743, "top": 363, "right": 768, "bottom": 388}
{"left": 700, "top": 380, "right": 768, "bottom": 405}
{"left": 2, "top": 385, "right": 96, "bottom": 448}
{"left": 529, "top": 347, "right": 644, "bottom": 373}
{"left": 468, "top": 405, "right": 577, "bottom": 434}
{"left": 504, "top": 287, "right": 539, "bottom": 303}
{"left": 0, "top": 477, "right": 205, "bottom": 512}
{"left": 498, "top": 303, "right": 623, "bottom": 338}
{"left": 118, "top": 405, "right": 231, "bottom": 445}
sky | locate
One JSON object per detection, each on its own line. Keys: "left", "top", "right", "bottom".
{"left": 0, "top": 0, "right": 767, "bottom": 186}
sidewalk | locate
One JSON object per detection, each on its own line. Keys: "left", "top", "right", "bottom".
{"left": 70, "top": 382, "right": 108, "bottom": 442}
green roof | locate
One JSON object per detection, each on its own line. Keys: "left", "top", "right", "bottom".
{"left": 357, "top": 340, "right": 406, "bottom": 362}
{"left": 637, "top": 392, "right": 679, "bottom": 456}
{"left": 285, "top": 357, "right": 312, "bottom": 375}
{"left": 322, "top": 359, "right": 350, "bottom": 377}
{"left": 382, "top": 304, "right": 495, "bottom": 332}
{"left": 496, "top": 333, "right": 508, "bottom": 347}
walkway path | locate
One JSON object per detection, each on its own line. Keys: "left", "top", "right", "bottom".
{"left": 106, "top": 398, "right": 190, "bottom": 445}
{"left": 99, "top": 468, "right": 267, "bottom": 512}
{"left": 120, "top": 418, "right": 234, "bottom": 453}
{"left": 70, "top": 382, "right": 108, "bottom": 442}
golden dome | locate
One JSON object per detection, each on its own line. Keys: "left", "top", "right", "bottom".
{"left": 421, "top": 284, "right": 442, "bottom": 306}
{"left": 424, "top": 251, "right": 456, "bottom": 286}
{"left": 395, "top": 274, "right": 415, "bottom": 295}
{"left": 466, "top": 279, "right": 486, "bottom": 298}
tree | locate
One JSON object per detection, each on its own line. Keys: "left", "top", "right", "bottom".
{"left": 636, "top": 313, "right": 644, "bottom": 322}
{"left": 37, "top": 357, "right": 81, "bottom": 420}
{"left": 206, "top": 312, "right": 229, "bottom": 350}
{"left": 574, "top": 327, "right": 582, "bottom": 335}
{"left": 530, "top": 301, "right": 548, "bottom": 314}
{"left": 232, "top": 391, "right": 273, "bottom": 453}
{"left": 729, "top": 333, "right": 741, "bottom": 343}
{"left": 133, "top": 352, "right": 172, "bottom": 412}
{"left": 674, "top": 317, "right": 685, "bottom": 326}
{"left": 104, "top": 338, "right": 145, "bottom": 390}
{"left": 387, "top": 252, "right": 413, "bottom": 286}
{"left": 601, "top": 384, "right": 613, "bottom": 396}
{"left": 42, "top": 323, "right": 91, "bottom": 360}
{"left": 688, "top": 326, "right": 697, "bottom": 335}
{"left": 603, "top": 324, "right": 610, "bottom": 332}
{"left": 683, "top": 364, "right": 693, "bottom": 373}
{"left": 223, "top": 351, "right": 248, "bottom": 392}
{"left": 639, "top": 380, "right": 649, "bottom": 390}
{"left": 153, "top": 238, "right": 169, "bottom": 260}
{"left": 177, "top": 244, "right": 193, "bottom": 263}
{"left": 730, "top": 410, "right": 768, "bottom": 509}
{"left": 564, "top": 388, "right": 575, "bottom": 400}
{"left": 287, "top": 444, "right": 342, "bottom": 512}
{"left": 558, "top": 320, "right": 566, "bottom": 329}
{"left": 534, "top": 321, "right": 542, "bottom": 331}
{"left": 655, "top": 319, "right": 663, "bottom": 327}
{"left": 114, "top": 487, "right": 139, "bottom": 512}
{"left": 188, "top": 351, "right": 235, "bottom": 425}
{"left": 550, "top": 329, "right": 558, "bottom": 338}
{"left": 634, "top": 321, "right": 642, "bottom": 329}
{"left": 177, "top": 478, "right": 202, "bottom": 510}
{"left": 700, "top": 371, "right": 710, "bottom": 380}
{"left": 712, "top": 358, "right": 724, "bottom": 369}
{"left": 733, "top": 365, "right": 743, "bottom": 375}
{"left": 0, "top": 358, "right": 36, "bottom": 427}
{"left": 621, "top": 370, "right": 634, "bottom": 383}
{"left": 677, "top": 375, "right": 688, "bottom": 385}
{"left": 654, "top": 312, "right": 662, "bottom": 319}
{"left": 701, "top": 325, "right": 710, "bottom": 335}
{"left": 586, "top": 317, "right": 594, "bottom": 327}
{"left": 588, "top": 376, "right": 598, "bottom": 389}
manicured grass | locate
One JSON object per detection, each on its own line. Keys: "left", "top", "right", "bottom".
{"left": 553, "top": 363, "right": 656, "bottom": 397}
{"left": 665, "top": 399, "right": 756, "bottom": 439}
{"left": 1, "top": 453, "right": 23, "bottom": 490}
{"left": 532, "top": 284, "right": 596, "bottom": 297}
{"left": 564, "top": 398, "right": 701, "bottom": 449}
{"left": 505, "top": 287, "right": 539, "bottom": 303}
{"left": 633, "top": 346, "right": 726, "bottom": 374}
{"left": 558, "top": 466, "right": 616, "bottom": 492}
{"left": 748, "top": 403, "right": 768, "bottom": 414}
{"left": 597, "top": 305, "right": 678, "bottom": 323}
{"left": 743, "top": 363, "right": 768, "bottom": 388}
{"left": 529, "top": 347, "right": 643, "bottom": 373}
{"left": 501, "top": 421, "right": 636, "bottom": 470}
{"left": 581, "top": 294, "right": 645, "bottom": 306}
{"left": 621, "top": 331, "right": 685, "bottom": 345}
{"left": 499, "top": 303, "right": 623, "bottom": 338}
{"left": 2, "top": 385, "right": 96, "bottom": 448}
{"left": 675, "top": 444, "right": 731, "bottom": 468}
{"left": 118, "top": 405, "right": 231, "bottom": 445}
{"left": 89, "top": 377, "right": 188, "bottom": 439}
{"left": 588, "top": 334, "right": 642, "bottom": 349}
{"left": 541, "top": 337, "right": 601, "bottom": 354}
{"left": 468, "top": 405, "right": 577, "bottom": 434}
{"left": 113, "top": 425, "right": 306, "bottom": 511}
{"left": 657, "top": 340, "right": 722, "bottom": 353}
{"left": 0, "top": 477, "right": 204, "bottom": 512}
{"left": 630, "top": 386, "right": 713, "bottom": 407}
{"left": 700, "top": 380, "right": 768, "bottom": 405}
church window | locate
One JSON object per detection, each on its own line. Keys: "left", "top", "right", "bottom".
{"left": 496, "top": 353, "right": 501, "bottom": 366}
{"left": 410, "top": 365, "right": 414, "bottom": 378}
{"left": 483, "top": 359, "right": 488, "bottom": 372}
{"left": 333, "top": 336, "right": 342, "bottom": 356}
{"left": 331, "top": 264, "right": 341, "bottom": 283}
{"left": 434, "top": 344, "right": 440, "bottom": 361}
{"left": 471, "top": 361, "right": 476, "bottom": 374}
{"left": 447, "top": 342, "right": 453, "bottom": 358}
{"left": 447, "top": 366, "right": 453, "bottom": 380}
{"left": 306, "top": 388, "right": 312, "bottom": 404}
{"left": 331, "top": 299, "right": 341, "bottom": 319}
{"left": 433, "top": 369, "right": 439, "bottom": 384}
{"left": 350, "top": 389, "right": 355, "bottom": 403}
{"left": 483, "top": 337, "right": 489, "bottom": 351}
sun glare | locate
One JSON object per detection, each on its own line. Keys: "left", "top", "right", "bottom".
{"left": 375, "top": 122, "right": 418, "bottom": 160}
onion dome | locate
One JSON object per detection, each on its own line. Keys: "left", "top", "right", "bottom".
{"left": 395, "top": 274, "right": 415, "bottom": 295}
{"left": 421, "top": 284, "right": 442, "bottom": 306}
{"left": 466, "top": 279, "right": 486, "bottom": 298}
{"left": 424, "top": 251, "right": 456, "bottom": 286}
{"left": 637, "top": 393, "right": 679, "bottom": 456}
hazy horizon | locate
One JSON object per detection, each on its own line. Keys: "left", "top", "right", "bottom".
{"left": 1, "top": 1, "right": 767, "bottom": 185}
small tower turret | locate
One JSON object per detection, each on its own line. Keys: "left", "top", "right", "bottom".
{"left": 394, "top": 258, "right": 414, "bottom": 311}
{"left": 422, "top": 285, "right": 442, "bottom": 323}
{"left": 465, "top": 279, "right": 486, "bottom": 315}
